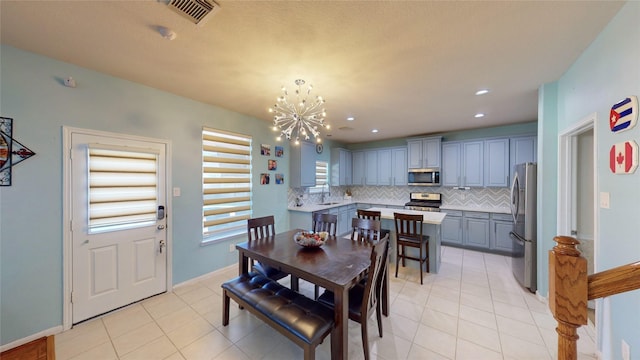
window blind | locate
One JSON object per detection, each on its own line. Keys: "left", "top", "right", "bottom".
{"left": 316, "top": 160, "right": 328, "bottom": 186}
{"left": 88, "top": 147, "right": 158, "bottom": 232}
{"left": 202, "top": 128, "right": 252, "bottom": 242}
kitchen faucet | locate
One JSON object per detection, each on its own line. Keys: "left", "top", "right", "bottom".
{"left": 321, "top": 182, "right": 330, "bottom": 203}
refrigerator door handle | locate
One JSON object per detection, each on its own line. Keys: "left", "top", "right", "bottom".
{"left": 510, "top": 173, "right": 519, "bottom": 224}
{"left": 509, "top": 231, "right": 525, "bottom": 246}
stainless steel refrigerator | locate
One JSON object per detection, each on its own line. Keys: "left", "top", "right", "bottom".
{"left": 509, "top": 162, "right": 537, "bottom": 293}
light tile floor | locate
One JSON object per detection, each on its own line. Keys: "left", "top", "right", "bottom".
{"left": 55, "top": 246, "right": 598, "bottom": 359}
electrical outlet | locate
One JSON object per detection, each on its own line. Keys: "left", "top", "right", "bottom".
{"left": 622, "top": 339, "right": 630, "bottom": 360}
{"left": 229, "top": 243, "right": 235, "bottom": 252}
{"left": 600, "top": 192, "right": 610, "bottom": 209}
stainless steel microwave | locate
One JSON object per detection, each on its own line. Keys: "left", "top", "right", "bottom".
{"left": 407, "top": 168, "right": 440, "bottom": 186}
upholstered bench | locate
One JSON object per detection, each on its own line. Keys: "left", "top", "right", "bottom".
{"left": 222, "top": 273, "right": 335, "bottom": 360}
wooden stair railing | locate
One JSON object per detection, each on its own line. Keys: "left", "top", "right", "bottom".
{"left": 548, "top": 236, "right": 640, "bottom": 360}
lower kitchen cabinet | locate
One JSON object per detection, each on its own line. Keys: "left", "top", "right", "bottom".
{"left": 338, "top": 205, "right": 357, "bottom": 236}
{"left": 441, "top": 210, "right": 463, "bottom": 246}
{"left": 490, "top": 213, "right": 515, "bottom": 254}
{"left": 463, "top": 211, "right": 490, "bottom": 249}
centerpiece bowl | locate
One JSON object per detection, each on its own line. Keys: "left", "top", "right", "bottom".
{"left": 294, "top": 231, "right": 329, "bottom": 248}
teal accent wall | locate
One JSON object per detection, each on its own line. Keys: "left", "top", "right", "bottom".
{"left": 538, "top": 2, "right": 639, "bottom": 358}
{"left": 0, "top": 45, "right": 290, "bottom": 345}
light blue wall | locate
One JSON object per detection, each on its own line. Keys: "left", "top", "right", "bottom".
{"left": 0, "top": 45, "right": 292, "bottom": 345}
{"left": 538, "top": 2, "right": 640, "bottom": 358}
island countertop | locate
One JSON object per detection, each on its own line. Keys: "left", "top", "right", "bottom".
{"left": 365, "top": 207, "right": 446, "bottom": 225}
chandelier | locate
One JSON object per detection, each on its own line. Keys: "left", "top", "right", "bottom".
{"left": 269, "top": 79, "right": 329, "bottom": 144}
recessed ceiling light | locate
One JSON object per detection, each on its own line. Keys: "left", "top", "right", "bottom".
{"left": 474, "top": 113, "right": 485, "bottom": 118}
{"left": 371, "top": 129, "right": 379, "bottom": 133}
{"left": 346, "top": 116, "right": 355, "bottom": 121}
{"left": 475, "top": 89, "right": 490, "bottom": 95}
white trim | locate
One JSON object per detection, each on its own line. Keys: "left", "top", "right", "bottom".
{"left": 0, "top": 326, "right": 63, "bottom": 353}
{"left": 62, "top": 126, "right": 173, "bottom": 330}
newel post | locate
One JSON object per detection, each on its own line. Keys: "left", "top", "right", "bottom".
{"left": 548, "top": 236, "right": 588, "bottom": 360}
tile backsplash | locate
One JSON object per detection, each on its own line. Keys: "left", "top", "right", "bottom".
{"left": 288, "top": 186, "right": 510, "bottom": 208}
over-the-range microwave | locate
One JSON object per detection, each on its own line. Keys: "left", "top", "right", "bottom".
{"left": 407, "top": 168, "right": 440, "bottom": 186}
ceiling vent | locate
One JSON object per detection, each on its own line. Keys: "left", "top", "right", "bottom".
{"left": 168, "top": 0, "right": 221, "bottom": 25}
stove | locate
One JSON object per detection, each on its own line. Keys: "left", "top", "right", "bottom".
{"left": 404, "top": 192, "right": 442, "bottom": 212}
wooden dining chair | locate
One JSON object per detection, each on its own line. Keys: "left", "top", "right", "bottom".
{"left": 393, "top": 212, "right": 429, "bottom": 284}
{"left": 317, "top": 234, "right": 390, "bottom": 360}
{"left": 311, "top": 213, "right": 337, "bottom": 235}
{"left": 357, "top": 209, "right": 390, "bottom": 240}
{"left": 247, "top": 216, "right": 292, "bottom": 286}
{"left": 351, "top": 217, "right": 381, "bottom": 242}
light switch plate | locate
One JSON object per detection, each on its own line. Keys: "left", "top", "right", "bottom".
{"left": 173, "top": 187, "right": 181, "bottom": 197}
{"left": 600, "top": 192, "right": 610, "bottom": 209}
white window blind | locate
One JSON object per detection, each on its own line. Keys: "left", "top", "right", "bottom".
{"left": 309, "top": 160, "right": 329, "bottom": 193}
{"left": 202, "top": 128, "right": 252, "bottom": 242}
{"left": 88, "top": 146, "right": 158, "bottom": 233}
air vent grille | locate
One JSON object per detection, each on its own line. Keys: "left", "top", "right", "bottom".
{"left": 168, "top": 0, "right": 221, "bottom": 25}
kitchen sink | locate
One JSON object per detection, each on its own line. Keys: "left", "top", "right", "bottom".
{"left": 319, "top": 202, "right": 342, "bottom": 205}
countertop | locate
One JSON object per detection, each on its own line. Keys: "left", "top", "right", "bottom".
{"left": 365, "top": 207, "right": 446, "bottom": 225}
{"left": 439, "top": 205, "right": 511, "bottom": 214}
{"left": 288, "top": 198, "right": 406, "bottom": 213}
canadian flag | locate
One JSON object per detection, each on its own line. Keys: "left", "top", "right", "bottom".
{"left": 609, "top": 140, "right": 638, "bottom": 174}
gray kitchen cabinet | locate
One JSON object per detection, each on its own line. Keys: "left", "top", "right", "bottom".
{"left": 442, "top": 141, "right": 484, "bottom": 187}
{"left": 490, "top": 213, "right": 515, "bottom": 254}
{"left": 463, "top": 211, "right": 490, "bottom": 249}
{"left": 364, "top": 150, "right": 378, "bottom": 185}
{"left": 351, "top": 150, "right": 365, "bottom": 185}
{"left": 338, "top": 204, "right": 357, "bottom": 236}
{"left": 331, "top": 148, "right": 352, "bottom": 186}
{"left": 290, "top": 141, "right": 316, "bottom": 187}
{"left": 407, "top": 136, "right": 441, "bottom": 169}
{"left": 510, "top": 135, "right": 537, "bottom": 172}
{"left": 377, "top": 148, "right": 393, "bottom": 185}
{"left": 441, "top": 210, "right": 463, "bottom": 246}
{"left": 484, "top": 138, "right": 510, "bottom": 187}
{"left": 392, "top": 147, "right": 408, "bottom": 185}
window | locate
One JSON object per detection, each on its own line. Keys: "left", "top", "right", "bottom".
{"left": 309, "top": 160, "right": 329, "bottom": 193}
{"left": 88, "top": 146, "right": 159, "bottom": 233}
{"left": 202, "top": 128, "right": 252, "bottom": 243}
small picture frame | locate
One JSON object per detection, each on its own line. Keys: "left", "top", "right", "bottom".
{"left": 268, "top": 159, "right": 277, "bottom": 171}
{"left": 260, "top": 173, "right": 270, "bottom": 185}
{"left": 260, "top": 144, "right": 271, "bottom": 156}
{"left": 275, "top": 146, "right": 284, "bottom": 157}
{"left": 275, "top": 173, "right": 284, "bottom": 184}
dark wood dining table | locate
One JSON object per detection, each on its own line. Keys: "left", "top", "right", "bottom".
{"left": 236, "top": 228, "right": 388, "bottom": 359}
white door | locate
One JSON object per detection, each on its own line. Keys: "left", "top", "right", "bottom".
{"left": 70, "top": 131, "right": 167, "bottom": 323}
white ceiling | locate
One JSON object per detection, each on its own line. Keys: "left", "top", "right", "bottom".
{"left": 0, "top": 1, "right": 624, "bottom": 143}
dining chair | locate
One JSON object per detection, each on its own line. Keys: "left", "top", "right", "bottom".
{"left": 357, "top": 209, "right": 390, "bottom": 240}
{"left": 317, "top": 234, "right": 390, "bottom": 360}
{"left": 311, "top": 212, "right": 337, "bottom": 235}
{"left": 310, "top": 212, "right": 338, "bottom": 299}
{"left": 247, "top": 216, "right": 293, "bottom": 286}
{"left": 351, "top": 217, "right": 381, "bottom": 242}
{"left": 393, "top": 212, "right": 429, "bottom": 284}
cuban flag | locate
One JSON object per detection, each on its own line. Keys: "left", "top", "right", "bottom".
{"left": 610, "top": 96, "right": 638, "bottom": 133}
{"left": 609, "top": 140, "right": 638, "bottom": 174}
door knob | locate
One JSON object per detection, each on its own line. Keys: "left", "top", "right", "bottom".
{"left": 157, "top": 224, "right": 165, "bottom": 230}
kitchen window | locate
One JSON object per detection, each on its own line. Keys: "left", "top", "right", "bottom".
{"left": 202, "top": 128, "right": 252, "bottom": 243}
{"left": 308, "top": 160, "right": 329, "bottom": 193}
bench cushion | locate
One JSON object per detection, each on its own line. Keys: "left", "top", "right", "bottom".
{"left": 222, "top": 273, "right": 334, "bottom": 345}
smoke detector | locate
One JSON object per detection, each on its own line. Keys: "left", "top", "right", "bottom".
{"left": 168, "top": 0, "right": 221, "bottom": 26}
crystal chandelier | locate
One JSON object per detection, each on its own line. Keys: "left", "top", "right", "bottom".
{"left": 269, "top": 79, "right": 329, "bottom": 144}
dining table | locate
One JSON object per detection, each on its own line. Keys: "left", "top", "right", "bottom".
{"left": 236, "top": 228, "right": 387, "bottom": 359}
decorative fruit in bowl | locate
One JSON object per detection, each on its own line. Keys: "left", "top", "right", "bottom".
{"left": 294, "top": 231, "right": 329, "bottom": 247}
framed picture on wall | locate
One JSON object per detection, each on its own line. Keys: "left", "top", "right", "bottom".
{"left": 260, "top": 173, "right": 270, "bottom": 185}
{"left": 260, "top": 144, "right": 271, "bottom": 156}
{"left": 275, "top": 173, "right": 284, "bottom": 184}
{"left": 275, "top": 146, "right": 284, "bottom": 157}
{"left": 268, "top": 159, "right": 277, "bottom": 170}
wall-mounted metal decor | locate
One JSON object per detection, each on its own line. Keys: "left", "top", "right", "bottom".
{"left": 0, "top": 117, "right": 36, "bottom": 186}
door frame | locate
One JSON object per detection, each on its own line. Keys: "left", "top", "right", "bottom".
{"left": 62, "top": 126, "right": 173, "bottom": 330}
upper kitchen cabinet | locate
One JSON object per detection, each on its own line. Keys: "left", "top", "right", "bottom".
{"left": 442, "top": 141, "right": 484, "bottom": 187}
{"left": 510, "top": 136, "right": 537, "bottom": 171}
{"left": 290, "top": 141, "right": 316, "bottom": 187}
{"left": 364, "top": 150, "right": 378, "bottom": 185}
{"left": 483, "top": 138, "right": 509, "bottom": 187}
{"left": 379, "top": 147, "right": 407, "bottom": 186}
{"left": 351, "top": 150, "right": 365, "bottom": 185}
{"left": 331, "top": 148, "right": 352, "bottom": 186}
{"left": 407, "top": 136, "right": 442, "bottom": 169}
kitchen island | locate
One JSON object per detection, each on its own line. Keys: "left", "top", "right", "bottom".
{"left": 365, "top": 207, "right": 446, "bottom": 274}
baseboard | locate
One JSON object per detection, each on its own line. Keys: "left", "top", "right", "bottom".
{"left": 172, "top": 263, "right": 236, "bottom": 290}
{"left": 0, "top": 325, "right": 62, "bottom": 353}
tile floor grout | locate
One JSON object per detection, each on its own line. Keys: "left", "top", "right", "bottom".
{"left": 54, "top": 246, "right": 598, "bottom": 360}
